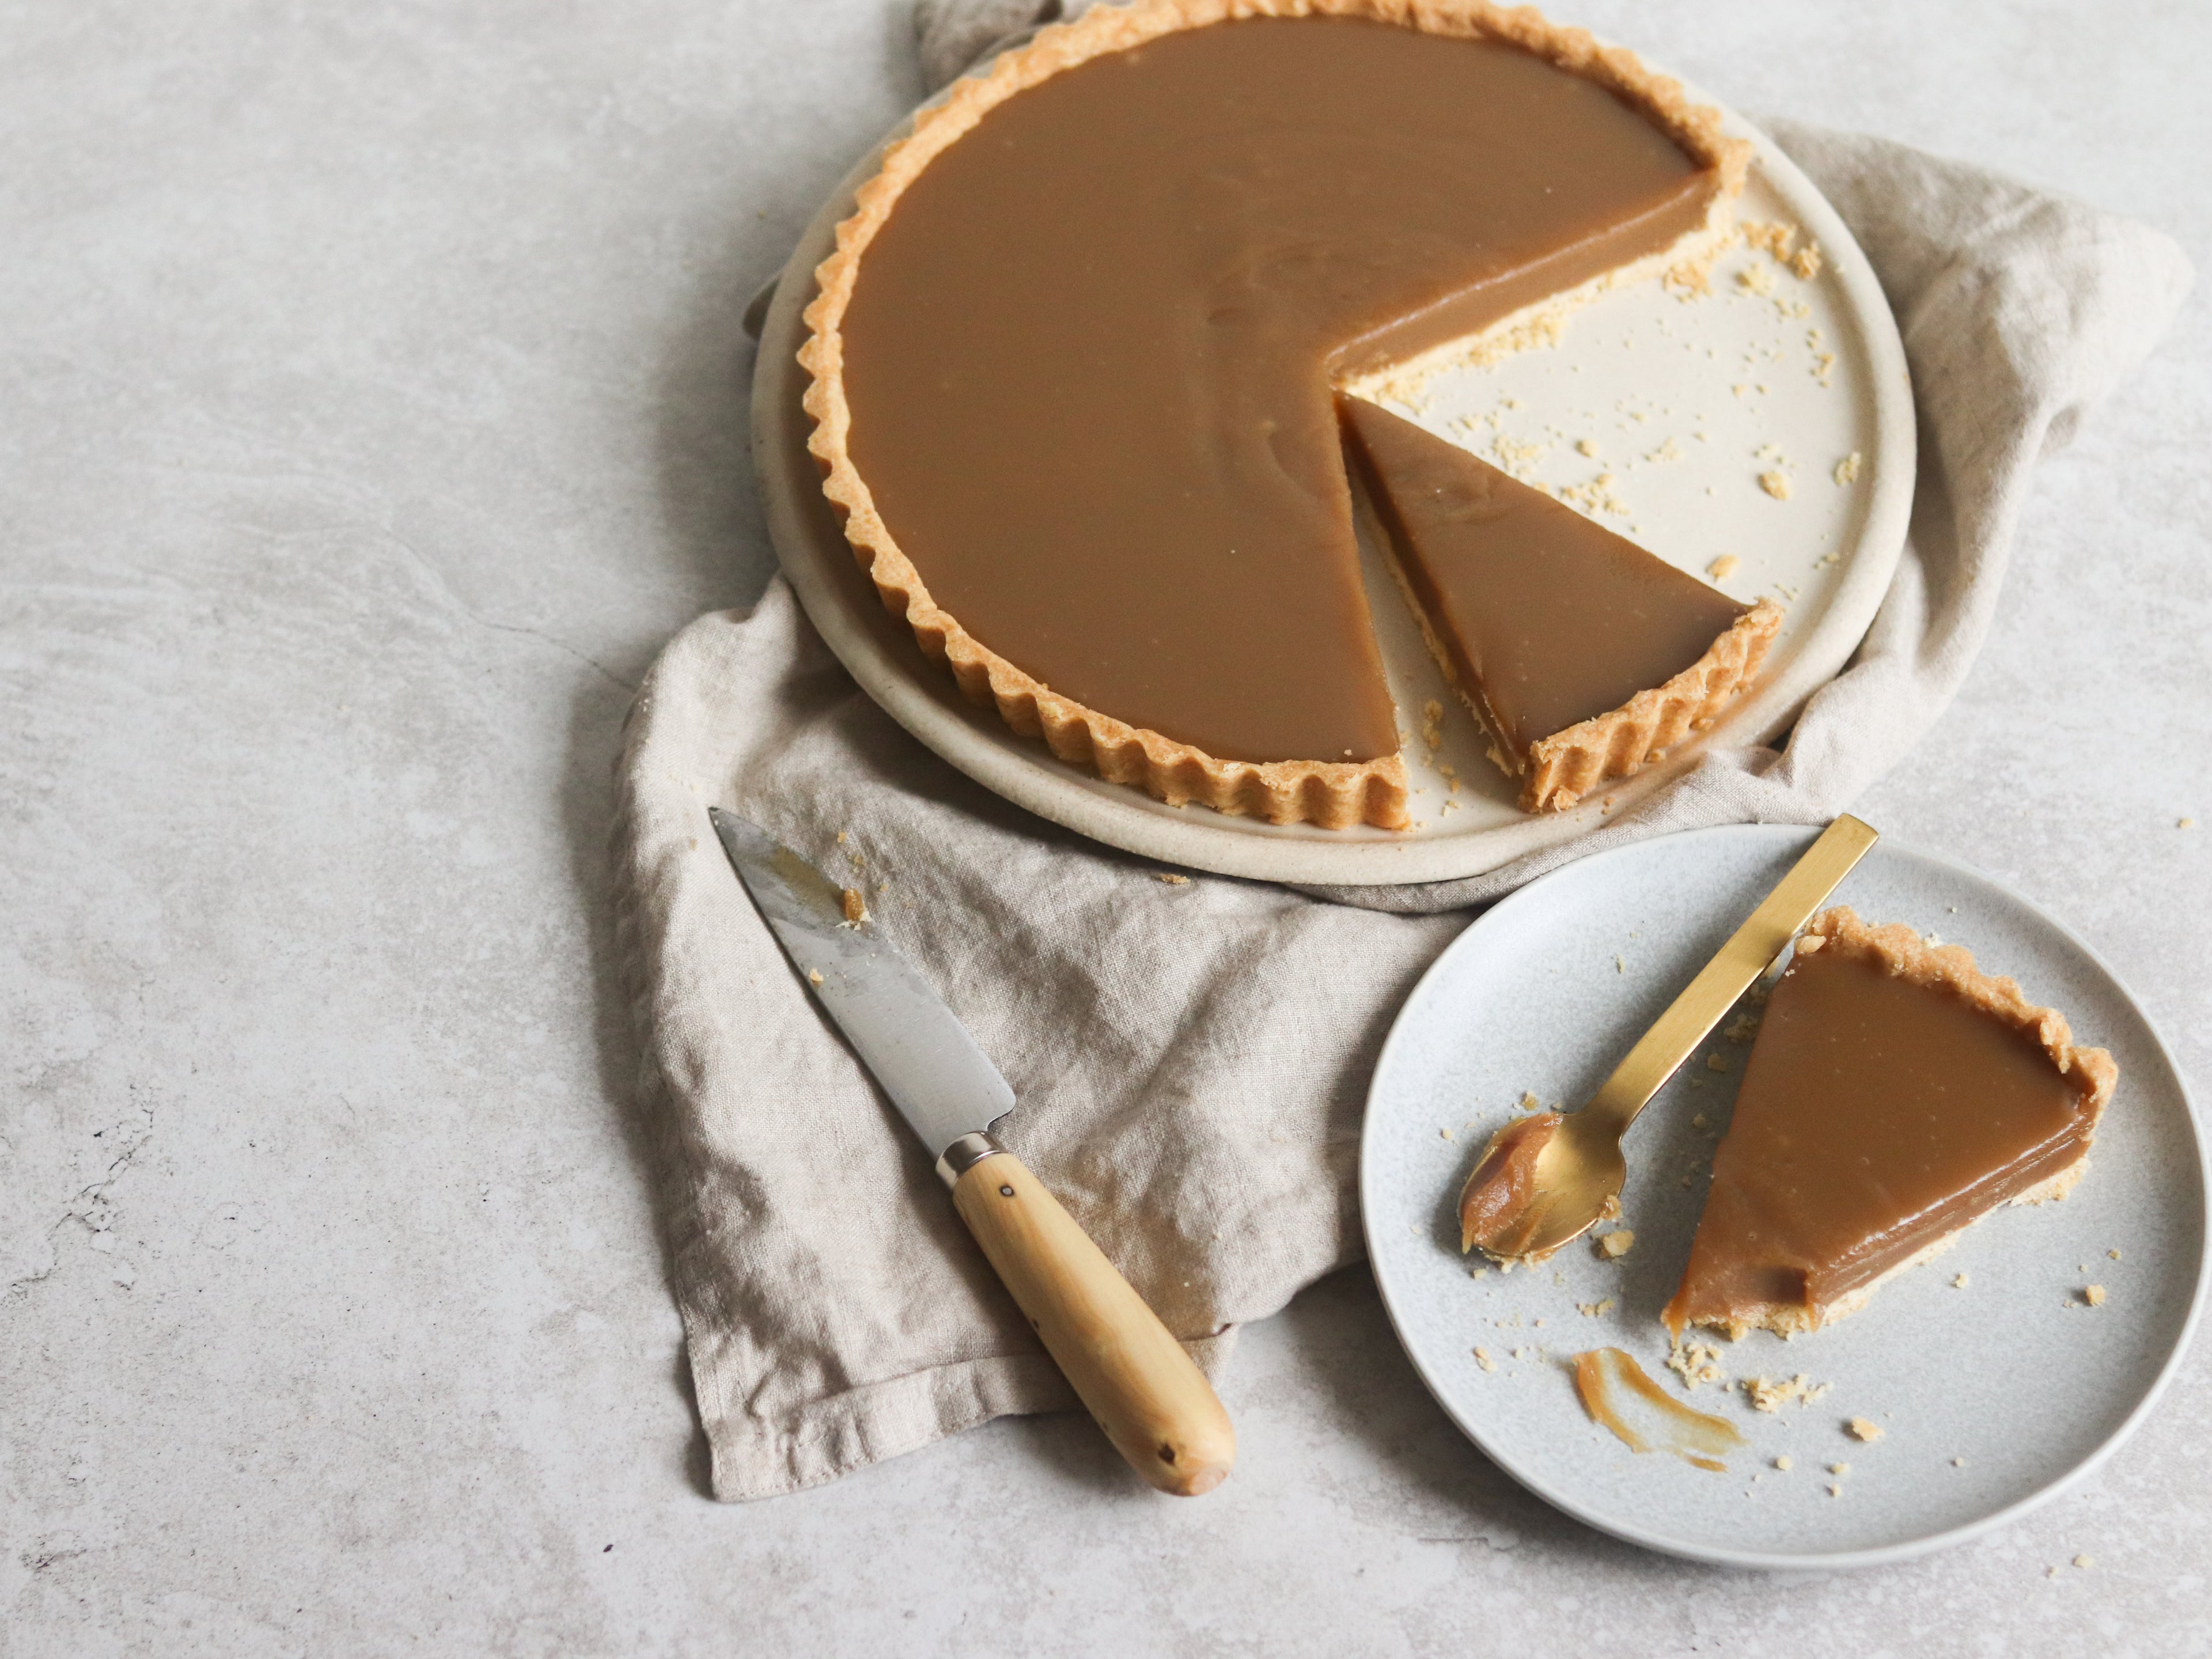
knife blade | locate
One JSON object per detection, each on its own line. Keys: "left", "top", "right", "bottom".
{"left": 708, "top": 806, "right": 1235, "bottom": 1497}
{"left": 708, "top": 807, "right": 1014, "bottom": 1157}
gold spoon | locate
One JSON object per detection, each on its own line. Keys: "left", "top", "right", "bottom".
{"left": 1459, "top": 815, "right": 1881, "bottom": 1262}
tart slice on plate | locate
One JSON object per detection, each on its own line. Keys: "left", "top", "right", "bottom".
{"left": 1342, "top": 399, "right": 1781, "bottom": 813}
{"left": 1665, "top": 907, "right": 2118, "bottom": 1340}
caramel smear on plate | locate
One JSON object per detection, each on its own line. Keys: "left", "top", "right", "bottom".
{"left": 1574, "top": 1347, "right": 1746, "bottom": 1473}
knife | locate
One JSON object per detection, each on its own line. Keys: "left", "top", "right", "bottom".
{"left": 707, "top": 806, "right": 1236, "bottom": 1497}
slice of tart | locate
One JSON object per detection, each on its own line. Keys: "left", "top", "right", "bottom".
{"left": 802, "top": 1, "right": 1752, "bottom": 828}
{"left": 1664, "top": 908, "right": 2118, "bottom": 1341}
{"left": 1342, "top": 399, "right": 1781, "bottom": 812}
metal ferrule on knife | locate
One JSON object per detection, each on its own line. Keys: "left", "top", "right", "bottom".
{"left": 934, "top": 1131, "right": 1006, "bottom": 1188}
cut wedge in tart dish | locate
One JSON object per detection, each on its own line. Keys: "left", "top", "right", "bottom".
{"left": 802, "top": 0, "right": 1758, "bottom": 828}
{"left": 1340, "top": 399, "right": 1781, "bottom": 813}
{"left": 1665, "top": 908, "right": 2118, "bottom": 1342}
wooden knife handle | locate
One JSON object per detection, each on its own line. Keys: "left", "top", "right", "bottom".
{"left": 945, "top": 1141, "right": 1235, "bottom": 1497}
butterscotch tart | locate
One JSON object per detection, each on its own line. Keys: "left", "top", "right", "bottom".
{"left": 1665, "top": 908, "right": 2118, "bottom": 1341}
{"left": 801, "top": 0, "right": 1761, "bottom": 828}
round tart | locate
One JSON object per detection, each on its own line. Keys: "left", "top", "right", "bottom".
{"left": 801, "top": 0, "right": 1759, "bottom": 828}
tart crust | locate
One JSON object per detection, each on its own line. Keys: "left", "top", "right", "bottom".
{"left": 1685, "top": 906, "right": 2118, "bottom": 1341}
{"left": 1520, "top": 600, "right": 1783, "bottom": 812}
{"left": 800, "top": 0, "right": 1752, "bottom": 830}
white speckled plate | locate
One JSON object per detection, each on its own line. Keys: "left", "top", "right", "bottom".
{"left": 1361, "top": 824, "right": 2207, "bottom": 1568}
{"left": 752, "top": 78, "right": 1915, "bottom": 886}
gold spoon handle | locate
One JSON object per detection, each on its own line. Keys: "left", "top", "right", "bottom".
{"left": 1582, "top": 815, "right": 1881, "bottom": 1134}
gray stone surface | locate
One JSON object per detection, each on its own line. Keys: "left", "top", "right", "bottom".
{"left": 1, "top": 2, "right": 2205, "bottom": 1653}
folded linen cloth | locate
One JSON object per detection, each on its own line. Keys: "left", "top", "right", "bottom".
{"left": 612, "top": 5, "right": 2190, "bottom": 1499}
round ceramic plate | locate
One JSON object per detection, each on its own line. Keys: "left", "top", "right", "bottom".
{"left": 1361, "top": 824, "right": 2207, "bottom": 1568}
{"left": 751, "top": 67, "right": 1915, "bottom": 887}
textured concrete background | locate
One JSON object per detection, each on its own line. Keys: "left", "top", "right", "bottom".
{"left": 2, "top": 2, "right": 2206, "bottom": 1653}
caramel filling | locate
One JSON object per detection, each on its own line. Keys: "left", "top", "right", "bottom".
{"left": 1342, "top": 399, "right": 1748, "bottom": 760}
{"left": 839, "top": 16, "right": 1719, "bottom": 765}
{"left": 1666, "top": 939, "right": 2101, "bottom": 1338}
{"left": 1457, "top": 1111, "right": 1562, "bottom": 1255}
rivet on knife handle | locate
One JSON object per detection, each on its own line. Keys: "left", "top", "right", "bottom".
{"left": 945, "top": 1135, "right": 1236, "bottom": 1498}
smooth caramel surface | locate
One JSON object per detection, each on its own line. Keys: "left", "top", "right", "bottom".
{"left": 1342, "top": 399, "right": 1747, "bottom": 755}
{"left": 839, "top": 16, "right": 1717, "bottom": 764}
{"left": 1457, "top": 1110, "right": 1561, "bottom": 1255}
{"left": 1666, "top": 939, "right": 2099, "bottom": 1336}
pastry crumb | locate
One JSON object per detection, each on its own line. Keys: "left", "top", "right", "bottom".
{"left": 2179, "top": 817, "right": 2196, "bottom": 830}
{"left": 1577, "top": 1298, "right": 1616, "bottom": 1317}
{"left": 1705, "top": 1053, "right": 1728, "bottom": 1073}
{"left": 1518, "top": 1090, "right": 1543, "bottom": 1113}
{"left": 1468, "top": 1265, "right": 1487, "bottom": 1278}
{"left": 806, "top": 969, "right": 823, "bottom": 986}
{"left": 1740, "top": 220, "right": 1800, "bottom": 260}
{"left": 1773, "top": 1456, "right": 1793, "bottom": 1471}
{"left": 1421, "top": 698, "right": 1444, "bottom": 752}
{"left": 1846, "top": 1417, "right": 1884, "bottom": 1443}
{"left": 1707, "top": 554, "right": 1741, "bottom": 581}
{"left": 2074, "top": 1554, "right": 2094, "bottom": 1570}
{"left": 1596, "top": 1229, "right": 1635, "bottom": 1260}
{"left": 1827, "top": 1484, "right": 1843, "bottom": 1499}
{"left": 1744, "top": 1373, "right": 1830, "bottom": 1414}
{"left": 1724, "top": 1013, "right": 1761, "bottom": 1043}
{"left": 1615, "top": 955, "right": 1627, "bottom": 974}
{"left": 1952, "top": 1456, "right": 1967, "bottom": 1468}
{"left": 2109, "top": 1248, "right": 2123, "bottom": 1261}
{"left": 840, "top": 888, "right": 866, "bottom": 925}
{"left": 1953, "top": 1273, "right": 1970, "bottom": 1289}
{"left": 1156, "top": 872, "right": 1191, "bottom": 885}
{"left": 1828, "top": 1461, "right": 1850, "bottom": 1476}
{"left": 1577, "top": 437, "right": 1600, "bottom": 457}
{"left": 2084, "top": 1284, "right": 2106, "bottom": 1306}
{"left": 1555, "top": 471, "right": 1628, "bottom": 518}
{"left": 1834, "top": 451, "right": 1862, "bottom": 484}
{"left": 1439, "top": 1127, "right": 1454, "bottom": 1141}
{"left": 1667, "top": 1340, "right": 1728, "bottom": 1391}
{"left": 1691, "top": 1112, "right": 1709, "bottom": 1129}
{"left": 1758, "top": 469, "right": 1791, "bottom": 501}
{"left": 835, "top": 830, "right": 847, "bottom": 844}
{"left": 1793, "top": 243, "right": 1824, "bottom": 281}
{"left": 1474, "top": 1346, "right": 1499, "bottom": 1373}
{"left": 1737, "top": 262, "right": 1775, "bottom": 296}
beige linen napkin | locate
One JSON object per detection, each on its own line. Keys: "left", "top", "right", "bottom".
{"left": 613, "top": 7, "right": 2190, "bottom": 1498}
